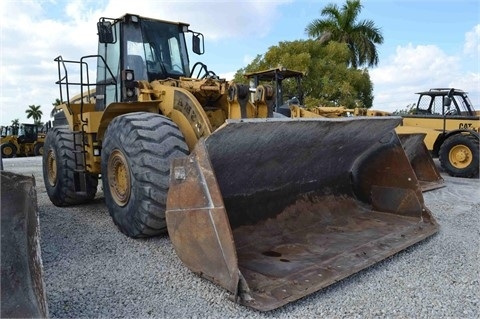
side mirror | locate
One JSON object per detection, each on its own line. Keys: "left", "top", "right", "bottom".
{"left": 444, "top": 96, "right": 452, "bottom": 107}
{"left": 192, "top": 33, "right": 204, "bottom": 55}
{"left": 97, "top": 21, "right": 114, "bottom": 44}
{"left": 447, "top": 88, "right": 455, "bottom": 98}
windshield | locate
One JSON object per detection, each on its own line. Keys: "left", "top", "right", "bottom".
{"left": 124, "top": 19, "right": 190, "bottom": 81}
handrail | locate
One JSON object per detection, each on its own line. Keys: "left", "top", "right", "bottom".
{"left": 54, "top": 55, "right": 118, "bottom": 125}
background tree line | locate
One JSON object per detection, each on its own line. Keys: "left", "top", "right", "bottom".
{"left": 232, "top": 0, "right": 383, "bottom": 109}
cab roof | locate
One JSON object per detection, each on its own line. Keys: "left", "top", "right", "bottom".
{"left": 416, "top": 88, "right": 467, "bottom": 96}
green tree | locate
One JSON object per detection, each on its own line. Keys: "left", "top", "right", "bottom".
{"left": 305, "top": 0, "right": 384, "bottom": 68}
{"left": 233, "top": 40, "right": 373, "bottom": 108}
{"left": 26, "top": 104, "right": 43, "bottom": 125}
{"left": 51, "top": 98, "right": 62, "bottom": 117}
{"left": 11, "top": 118, "right": 19, "bottom": 127}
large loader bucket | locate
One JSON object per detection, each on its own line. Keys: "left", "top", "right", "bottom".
{"left": 1, "top": 171, "right": 48, "bottom": 318}
{"left": 398, "top": 133, "right": 444, "bottom": 192}
{"left": 166, "top": 117, "right": 438, "bottom": 311}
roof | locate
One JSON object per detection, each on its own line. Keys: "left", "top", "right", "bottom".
{"left": 105, "top": 13, "right": 190, "bottom": 28}
{"left": 244, "top": 67, "right": 304, "bottom": 81}
{"left": 415, "top": 88, "right": 467, "bottom": 96}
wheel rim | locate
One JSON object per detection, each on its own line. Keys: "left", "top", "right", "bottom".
{"left": 448, "top": 144, "right": 472, "bottom": 169}
{"left": 46, "top": 150, "right": 57, "bottom": 186}
{"left": 3, "top": 146, "right": 13, "bottom": 157}
{"left": 108, "top": 149, "right": 131, "bottom": 207}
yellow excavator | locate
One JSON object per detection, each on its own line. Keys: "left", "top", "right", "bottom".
{"left": 41, "top": 13, "right": 438, "bottom": 311}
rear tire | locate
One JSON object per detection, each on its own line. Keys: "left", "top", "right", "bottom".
{"left": 439, "top": 134, "right": 479, "bottom": 178}
{"left": 101, "top": 112, "right": 189, "bottom": 238}
{"left": 1, "top": 143, "right": 17, "bottom": 158}
{"left": 43, "top": 126, "right": 98, "bottom": 206}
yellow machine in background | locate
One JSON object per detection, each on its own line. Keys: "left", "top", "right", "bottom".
{"left": 398, "top": 88, "right": 479, "bottom": 178}
{"left": 247, "top": 67, "right": 478, "bottom": 178}
{"left": 0, "top": 124, "right": 46, "bottom": 158}
{"left": 291, "top": 88, "right": 479, "bottom": 178}
{"left": 43, "top": 13, "right": 438, "bottom": 311}
{"left": 245, "top": 68, "right": 445, "bottom": 191}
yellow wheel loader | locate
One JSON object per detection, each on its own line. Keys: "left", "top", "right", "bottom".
{"left": 1, "top": 124, "right": 46, "bottom": 158}
{"left": 44, "top": 13, "right": 438, "bottom": 311}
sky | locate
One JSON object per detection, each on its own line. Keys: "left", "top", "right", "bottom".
{"left": 0, "top": 0, "right": 479, "bottom": 125}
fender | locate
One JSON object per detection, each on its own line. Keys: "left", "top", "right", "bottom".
{"left": 433, "top": 129, "right": 479, "bottom": 155}
{"left": 97, "top": 101, "right": 160, "bottom": 139}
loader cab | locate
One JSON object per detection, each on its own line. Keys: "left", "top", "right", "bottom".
{"left": 1, "top": 126, "right": 11, "bottom": 137}
{"left": 244, "top": 67, "right": 304, "bottom": 117}
{"left": 17, "top": 124, "right": 38, "bottom": 144}
{"left": 1, "top": 126, "right": 18, "bottom": 137}
{"left": 414, "top": 88, "right": 476, "bottom": 116}
{"left": 95, "top": 14, "right": 204, "bottom": 110}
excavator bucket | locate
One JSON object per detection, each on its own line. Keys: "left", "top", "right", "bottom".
{"left": 398, "top": 133, "right": 444, "bottom": 192}
{"left": 166, "top": 117, "right": 439, "bottom": 311}
{"left": 1, "top": 171, "right": 48, "bottom": 318}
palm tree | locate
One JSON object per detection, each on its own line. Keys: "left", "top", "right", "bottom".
{"left": 10, "top": 119, "right": 20, "bottom": 135}
{"left": 51, "top": 98, "right": 62, "bottom": 117}
{"left": 26, "top": 105, "right": 43, "bottom": 124}
{"left": 305, "top": 0, "right": 384, "bottom": 68}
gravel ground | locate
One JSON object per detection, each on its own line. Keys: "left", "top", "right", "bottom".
{"left": 2, "top": 156, "right": 479, "bottom": 318}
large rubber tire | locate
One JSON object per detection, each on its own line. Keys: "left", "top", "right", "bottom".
{"left": 439, "top": 134, "right": 479, "bottom": 178}
{"left": 101, "top": 112, "right": 189, "bottom": 238}
{"left": 1, "top": 143, "right": 17, "bottom": 158}
{"left": 33, "top": 142, "right": 44, "bottom": 156}
{"left": 43, "top": 126, "right": 98, "bottom": 206}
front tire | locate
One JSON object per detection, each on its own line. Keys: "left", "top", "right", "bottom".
{"left": 1, "top": 143, "right": 17, "bottom": 158}
{"left": 34, "top": 142, "right": 44, "bottom": 156}
{"left": 43, "top": 126, "right": 98, "bottom": 206}
{"left": 101, "top": 112, "right": 189, "bottom": 238}
{"left": 439, "top": 134, "right": 479, "bottom": 178}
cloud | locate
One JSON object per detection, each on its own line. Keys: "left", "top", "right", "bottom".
{"left": 464, "top": 24, "right": 480, "bottom": 56}
{"left": 219, "top": 71, "right": 235, "bottom": 81}
{"left": 100, "top": 0, "right": 291, "bottom": 41}
{"left": 0, "top": 1, "right": 105, "bottom": 124}
{"left": 370, "top": 36, "right": 479, "bottom": 112}
{"left": 371, "top": 44, "right": 459, "bottom": 85}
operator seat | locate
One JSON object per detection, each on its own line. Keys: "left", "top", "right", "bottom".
{"left": 126, "top": 55, "right": 148, "bottom": 81}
